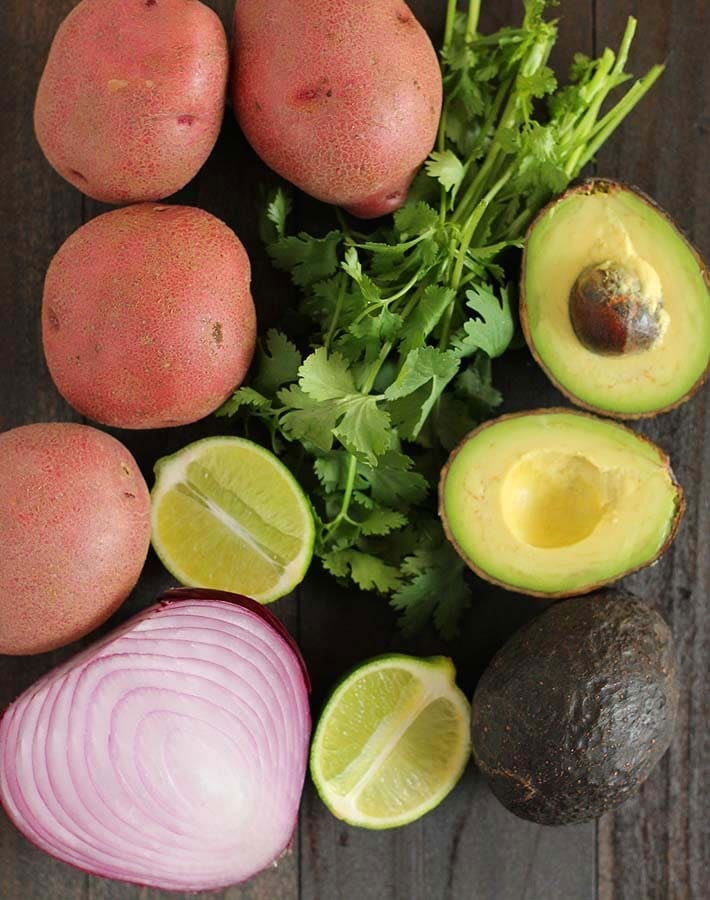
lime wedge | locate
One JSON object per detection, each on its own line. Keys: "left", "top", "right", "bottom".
{"left": 311, "top": 654, "right": 471, "bottom": 829}
{"left": 151, "top": 437, "right": 315, "bottom": 603}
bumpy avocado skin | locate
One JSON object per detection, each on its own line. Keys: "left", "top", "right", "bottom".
{"left": 471, "top": 591, "right": 678, "bottom": 825}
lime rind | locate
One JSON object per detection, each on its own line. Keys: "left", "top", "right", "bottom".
{"left": 310, "top": 654, "right": 471, "bottom": 830}
{"left": 151, "top": 436, "right": 316, "bottom": 604}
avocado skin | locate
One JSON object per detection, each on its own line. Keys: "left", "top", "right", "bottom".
{"left": 471, "top": 591, "right": 678, "bottom": 825}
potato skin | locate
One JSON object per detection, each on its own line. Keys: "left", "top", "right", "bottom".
{"left": 232, "top": 0, "right": 442, "bottom": 218}
{"left": 42, "top": 205, "right": 256, "bottom": 430}
{"left": 34, "top": 0, "right": 229, "bottom": 204}
{"left": 0, "top": 423, "right": 151, "bottom": 656}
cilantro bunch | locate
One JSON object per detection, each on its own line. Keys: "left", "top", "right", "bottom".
{"left": 220, "top": 0, "right": 663, "bottom": 636}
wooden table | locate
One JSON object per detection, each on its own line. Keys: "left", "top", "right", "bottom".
{"left": 0, "top": 2, "right": 707, "bottom": 898}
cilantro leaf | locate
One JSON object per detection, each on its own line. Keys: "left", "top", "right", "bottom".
{"left": 426, "top": 150, "right": 466, "bottom": 194}
{"left": 278, "top": 386, "right": 341, "bottom": 452}
{"left": 358, "top": 451, "right": 429, "bottom": 509}
{"left": 386, "top": 347, "right": 460, "bottom": 400}
{"left": 453, "top": 284, "right": 514, "bottom": 359}
{"left": 217, "top": 386, "right": 270, "bottom": 418}
{"left": 358, "top": 508, "right": 408, "bottom": 537}
{"left": 398, "top": 285, "right": 456, "bottom": 354}
{"left": 279, "top": 350, "right": 392, "bottom": 465}
{"left": 323, "top": 550, "right": 402, "bottom": 594}
{"left": 335, "top": 397, "right": 392, "bottom": 465}
{"left": 342, "top": 248, "right": 382, "bottom": 302}
{"left": 253, "top": 329, "right": 302, "bottom": 397}
{"left": 269, "top": 231, "right": 342, "bottom": 287}
{"left": 314, "top": 452, "right": 351, "bottom": 495}
{"left": 456, "top": 356, "right": 503, "bottom": 411}
{"left": 349, "top": 309, "right": 404, "bottom": 345}
{"left": 390, "top": 580, "right": 437, "bottom": 633}
{"left": 299, "top": 348, "right": 355, "bottom": 401}
{"left": 518, "top": 66, "right": 558, "bottom": 100}
{"left": 393, "top": 202, "right": 439, "bottom": 238}
{"left": 392, "top": 542, "right": 472, "bottom": 639}
{"left": 385, "top": 347, "right": 460, "bottom": 438}
{"left": 266, "top": 188, "right": 292, "bottom": 239}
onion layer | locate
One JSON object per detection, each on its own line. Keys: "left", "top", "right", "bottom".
{"left": 0, "top": 589, "right": 311, "bottom": 892}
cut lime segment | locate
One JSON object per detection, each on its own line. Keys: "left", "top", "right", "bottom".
{"left": 151, "top": 437, "right": 315, "bottom": 603}
{"left": 311, "top": 655, "right": 471, "bottom": 829}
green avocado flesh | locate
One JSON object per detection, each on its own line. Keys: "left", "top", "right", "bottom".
{"left": 523, "top": 180, "right": 710, "bottom": 416}
{"left": 471, "top": 591, "right": 679, "bottom": 825}
{"left": 440, "top": 410, "right": 682, "bottom": 596}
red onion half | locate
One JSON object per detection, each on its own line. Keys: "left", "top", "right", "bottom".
{"left": 0, "top": 589, "right": 311, "bottom": 892}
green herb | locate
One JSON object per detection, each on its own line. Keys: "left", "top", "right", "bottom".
{"left": 220, "top": 0, "right": 663, "bottom": 637}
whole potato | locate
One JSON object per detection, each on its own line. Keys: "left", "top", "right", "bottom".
{"left": 35, "top": 0, "right": 229, "bottom": 204}
{"left": 232, "top": 0, "right": 443, "bottom": 218}
{"left": 0, "top": 423, "right": 151, "bottom": 656}
{"left": 42, "top": 205, "right": 256, "bottom": 430}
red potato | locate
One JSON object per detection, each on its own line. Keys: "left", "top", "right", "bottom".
{"left": 34, "top": 0, "right": 229, "bottom": 204}
{"left": 0, "top": 423, "right": 151, "bottom": 656}
{"left": 232, "top": 0, "right": 443, "bottom": 218}
{"left": 42, "top": 205, "right": 256, "bottom": 430}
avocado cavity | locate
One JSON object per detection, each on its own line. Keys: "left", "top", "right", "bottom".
{"left": 501, "top": 451, "right": 616, "bottom": 549}
{"left": 440, "top": 410, "right": 684, "bottom": 597}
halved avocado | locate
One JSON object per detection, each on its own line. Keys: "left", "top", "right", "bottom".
{"left": 521, "top": 180, "right": 710, "bottom": 418}
{"left": 439, "top": 409, "right": 684, "bottom": 597}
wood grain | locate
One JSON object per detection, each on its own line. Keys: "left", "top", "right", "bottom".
{"left": 0, "top": 1, "right": 86, "bottom": 894}
{"left": 0, "top": 1, "right": 706, "bottom": 899}
{"left": 593, "top": 2, "right": 710, "bottom": 899}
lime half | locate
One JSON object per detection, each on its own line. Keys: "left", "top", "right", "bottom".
{"left": 311, "top": 655, "right": 471, "bottom": 829}
{"left": 151, "top": 437, "right": 315, "bottom": 603}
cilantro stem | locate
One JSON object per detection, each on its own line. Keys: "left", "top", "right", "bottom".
{"left": 363, "top": 343, "right": 394, "bottom": 393}
{"left": 438, "top": 0, "right": 461, "bottom": 224}
{"left": 453, "top": 23, "right": 556, "bottom": 228}
{"left": 380, "top": 267, "right": 429, "bottom": 305}
{"left": 466, "top": 0, "right": 481, "bottom": 42}
{"left": 451, "top": 76, "right": 520, "bottom": 227}
{"left": 443, "top": 0, "right": 458, "bottom": 54}
{"left": 464, "top": 76, "right": 514, "bottom": 170}
{"left": 323, "top": 284, "right": 421, "bottom": 543}
{"left": 323, "top": 454, "right": 358, "bottom": 542}
{"left": 324, "top": 336, "right": 395, "bottom": 543}
{"left": 350, "top": 232, "right": 434, "bottom": 254}
{"left": 574, "top": 65, "right": 665, "bottom": 172}
{"left": 613, "top": 16, "right": 638, "bottom": 76}
{"left": 325, "top": 273, "right": 347, "bottom": 350}
{"left": 438, "top": 167, "right": 513, "bottom": 349}
{"left": 503, "top": 205, "right": 536, "bottom": 241}
{"left": 454, "top": 169, "right": 513, "bottom": 288}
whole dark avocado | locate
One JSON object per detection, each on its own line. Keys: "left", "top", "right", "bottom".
{"left": 471, "top": 591, "right": 678, "bottom": 825}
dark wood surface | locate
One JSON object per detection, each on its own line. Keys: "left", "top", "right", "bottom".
{"left": 0, "top": 2, "right": 706, "bottom": 898}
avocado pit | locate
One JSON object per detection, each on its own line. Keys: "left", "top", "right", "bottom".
{"left": 570, "top": 260, "right": 669, "bottom": 355}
